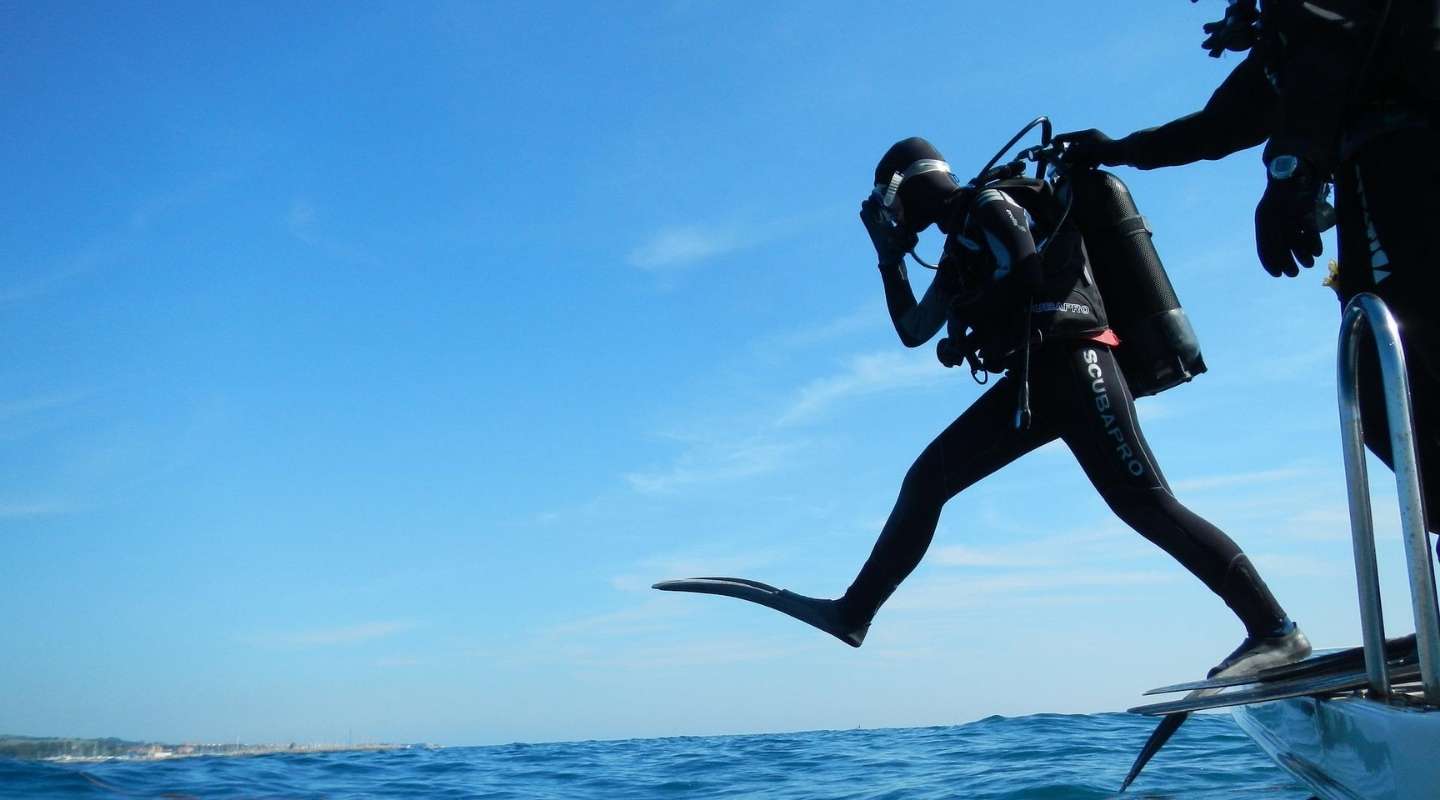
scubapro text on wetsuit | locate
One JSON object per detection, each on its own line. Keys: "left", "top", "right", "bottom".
{"left": 1083, "top": 348, "right": 1146, "bottom": 477}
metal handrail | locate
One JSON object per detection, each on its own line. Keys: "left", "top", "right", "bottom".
{"left": 1337, "top": 293, "right": 1440, "bottom": 703}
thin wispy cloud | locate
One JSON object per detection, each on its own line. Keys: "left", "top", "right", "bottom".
{"left": 0, "top": 501, "right": 69, "bottom": 519}
{"left": 931, "top": 528, "right": 1156, "bottom": 570}
{"left": 1275, "top": 503, "right": 1351, "bottom": 541}
{"left": 1, "top": 248, "right": 106, "bottom": 305}
{"left": 758, "top": 306, "right": 881, "bottom": 353}
{"left": 126, "top": 170, "right": 236, "bottom": 232}
{"left": 627, "top": 225, "right": 749, "bottom": 272}
{"left": 0, "top": 390, "right": 89, "bottom": 421}
{"left": 549, "top": 633, "right": 819, "bottom": 671}
{"left": 1170, "top": 465, "right": 1316, "bottom": 493}
{"left": 1136, "top": 397, "right": 1175, "bottom": 423}
{"left": 624, "top": 437, "right": 803, "bottom": 494}
{"left": 886, "top": 569, "right": 1177, "bottom": 613}
{"left": 612, "top": 549, "right": 784, "bottom": 592}
{"left": 932, "top": 545, "right": 1057, "bottom": 569}
{"left": 286, "top": 198, "right": 378, "bottom": 265}
{"left": 778, "top": 350, "right": 945, "bottom": 426}
{"left": 287, "top": 199, "right": 320, "bottom": 245}
{"left": 246, "top": 621, "right": 417, "bottom": 648}
{"left": 1250, "top": 553, "right": 1344, "bottom": 578}
{"left": 1247, "top": 342, "right": 1335, "bottom": 382}
{"left": 542, "top": 601, "right": 693, "bottom": 639}
{"left": 6, "top": 174, "right": 227, "bottom": 306}
{"left": 627, "top": 205, "right": 833, "bottom": 274}
{"left": 622, "top": 335, "right": 951, "bottom": 494}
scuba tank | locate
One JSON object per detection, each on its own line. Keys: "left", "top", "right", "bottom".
{"left": 1066, "top": 169, "right": 1207, "bottom": 397}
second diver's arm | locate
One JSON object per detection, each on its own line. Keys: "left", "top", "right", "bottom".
{"left": 1396, "top": 0, "right": 1440, "bottom": 105}
{"left": 1114, "top": 51, "right": 1278, "bottom": 169}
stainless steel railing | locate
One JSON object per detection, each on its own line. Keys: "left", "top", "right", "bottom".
{"left": 1337, "top": 292, "right": 1440, "bottom": 703}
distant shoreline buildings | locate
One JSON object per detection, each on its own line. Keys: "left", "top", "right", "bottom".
{"left": 0, "top": 735, "right": 418, "bottom": 762}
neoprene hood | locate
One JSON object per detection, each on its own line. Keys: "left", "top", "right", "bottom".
{"left": 873, "top": 137, "right": 960, "bottom": 232}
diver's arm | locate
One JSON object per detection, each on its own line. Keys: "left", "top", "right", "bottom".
{"left": 968, "top": 189, "right": 1043, "bottom": 293}
{"left": 878, "top": 261, "right": 948, "bottom": 348}
{"left": 1114, "top": 52, "right": 1277, "bottom": 169}
{"left": 1262, "top": 4, "right": 1380, "bottom": 173}
{"left": 1397, "top": 0, "right": 1440, "bottom": 103}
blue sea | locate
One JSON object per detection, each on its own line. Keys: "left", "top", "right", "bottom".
{"left": 0, "top": 713, "right": 1312, "bottom": 799}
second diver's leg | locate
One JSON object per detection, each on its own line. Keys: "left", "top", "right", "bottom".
{"left": 1337, "top": 131, "right": 1440, "bottom": 537}
{"left": 1049, "top": 344, "right": 1297, "bottom": 653}
{"left": 838, "top": 376, "right": 1058, "bottom": 627}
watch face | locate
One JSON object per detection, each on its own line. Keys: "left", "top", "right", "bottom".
{"left": 1270, "top": 155, "right": 1299, "bottom": 180}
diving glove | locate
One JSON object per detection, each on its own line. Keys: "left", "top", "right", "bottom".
{"left": 936, "top": 337, "right": 965, "bottom": 368}
{"left": 1254, "top": 156, "right": 1334, "bottom": 278}
{"left": 1051, "top": 129, "right": 1124, "bottom": 170}
{"left": 860, "top": 197, "right": 917, "bottom": 267}
{"left": 1197, "top": 0, "right": 1261, "bottom": 58}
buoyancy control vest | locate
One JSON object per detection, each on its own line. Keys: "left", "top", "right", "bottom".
{"left": 1062, "top": 169, "right": 1207, "bottom": 397}
{"left": 944, "top": 177, "right": 1109, "bottom": 372}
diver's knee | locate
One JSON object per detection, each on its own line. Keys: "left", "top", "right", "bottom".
{"left": 899, "top": 455, "right": 947, "bottom": 507}
{"left": 1101, "top": 485, "right": 1174, "bottom": 529}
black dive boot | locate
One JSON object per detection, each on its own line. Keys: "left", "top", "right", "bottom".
{"left": 774, "top": 591, "right": 870, "bottom": 647}
{"left": 1208, "top": 621, "right": 1312, "bottom": 679}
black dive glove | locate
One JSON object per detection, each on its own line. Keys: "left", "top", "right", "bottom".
{"left": 860, "top": 197, "right": 917, "bottom": 267}
{"left": 1052, "top": 129, "right": 1125, "bottom": 169}
{"left": 1196, "top": 0, "right": 1260, "bottom": 58}
{"left": 1254, "top": 156, "right": 1333, "bottom": 278}
{"left": 936, "top": 337, "right": 965, "bottom": 368}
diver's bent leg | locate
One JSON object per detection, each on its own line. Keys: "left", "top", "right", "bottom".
{"left": 838, "top": 377, "right": 1057, "bottom": 625}
{"left": 1052, "top": 343, "right": 1289, "bottom": 637}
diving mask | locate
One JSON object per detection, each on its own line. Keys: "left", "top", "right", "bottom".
{"left": 871, "top": 159, "right": 958, "bottom": 229}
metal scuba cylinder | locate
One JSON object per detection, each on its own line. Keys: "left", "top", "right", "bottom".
{"left": 1068, "top": 169, "right": 1207, "bottom": 397}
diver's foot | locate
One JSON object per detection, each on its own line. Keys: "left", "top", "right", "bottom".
{"left": 1208, "top": 621, "right": 1311, "bottom": 679}
{"left": 776, "top": 591, "right": 870, "bottom": 647}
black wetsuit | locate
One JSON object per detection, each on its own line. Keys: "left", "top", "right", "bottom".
{"left": 837, "top": 184, "right": 1289, "bottom": 638}
{"left": 1099, "top": 1, "right": 1440, "bottom": 531}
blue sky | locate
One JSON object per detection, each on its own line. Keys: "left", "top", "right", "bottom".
{"left": 1, "top": 1, "right": 1427, "bottom": 747}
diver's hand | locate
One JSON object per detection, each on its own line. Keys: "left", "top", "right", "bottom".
{"left": 860, "top": 197, "right": 917, "bottom": 267}
{"left": 1254, "top": 158, "right": 1328, "bottom": 278}
{"left": 1052, "top": 129, "right": 1123, "bottom": 169}
{"left": 936, "top": 337, "right": 965, "bottom": 368}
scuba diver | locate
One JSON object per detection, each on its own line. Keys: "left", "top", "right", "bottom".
{"left": 1055, "top": 0, "right": 1440, "bottom": 547}
{"left": 657, "top": 136, "right": 1310, "bottom": 679}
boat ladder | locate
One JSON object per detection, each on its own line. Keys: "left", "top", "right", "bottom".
{"left": 1337, "top": 293, "right": 1440, "bottom": 704}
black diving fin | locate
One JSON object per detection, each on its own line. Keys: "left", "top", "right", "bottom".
{"left": 1142, "top": 634, "right": 1418, "bottom": 695}
{"left": 1128, "top": 659, "right": 1423, "bottom": 716}
{"left": 1119, "top": 640, "right": 1422, "bottom": 791}
{"left": 1118, "top": 702, "right": 1202, "bottom": 793}
{"left": 652, "top": 577, "right": 868, "bottom": 647}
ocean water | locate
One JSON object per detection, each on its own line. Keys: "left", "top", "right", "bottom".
{"left": 0, "top": 713, "right": 1312, "bottom": 799}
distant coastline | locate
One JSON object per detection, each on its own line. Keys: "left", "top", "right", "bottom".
{"left": 0, "top": 735, "right": 420, "bottom": 763}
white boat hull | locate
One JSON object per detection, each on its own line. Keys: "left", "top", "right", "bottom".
{"left": 1231, "top": 695, "right": 1440, "bottom": 800}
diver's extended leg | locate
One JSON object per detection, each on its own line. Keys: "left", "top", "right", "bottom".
{"left": 837, "top": 376, "right": 1058, "bottom": 626}
{"left": 653, "top": 376, "right": 1054, "bottom": 647}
